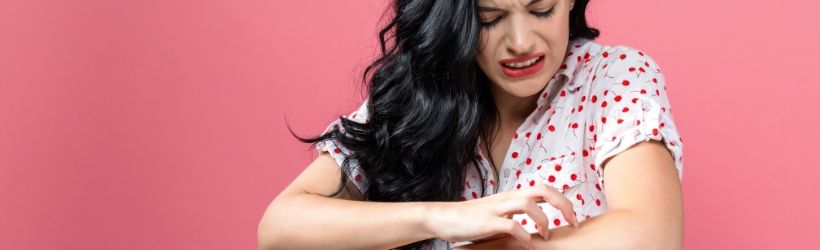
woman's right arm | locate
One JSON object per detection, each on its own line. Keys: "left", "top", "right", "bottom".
{"left": 256, "top": 152, "right": 439, "bottom": 250}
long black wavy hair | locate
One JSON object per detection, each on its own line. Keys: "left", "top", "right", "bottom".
{"left": 295, "top": 0, "right": 599, "bottom": 249}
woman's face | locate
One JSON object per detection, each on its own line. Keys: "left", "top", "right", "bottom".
{"left": 475, "top": 0, "right": 573, "bottom": 99}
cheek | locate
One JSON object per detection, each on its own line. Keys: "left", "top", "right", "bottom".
{"left": 476, "top": 33, "right": 498, "bottom": 69}
{"left": 535, "top": 23, "right": 570, "bottom": 58}
{"left": 538, "top": 20, "right": 568, "bottom": 39}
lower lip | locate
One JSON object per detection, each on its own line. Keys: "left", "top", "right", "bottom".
{"left": 501, "top": 56, "right": 545, "bottom": 78}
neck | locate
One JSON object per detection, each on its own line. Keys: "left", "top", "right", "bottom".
{"left": 489, "top": 85, "right": 540, "bottom": 128}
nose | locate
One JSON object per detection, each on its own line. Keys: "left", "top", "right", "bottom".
{"left": 505, "top": 14, "right": 535, "bottom": 56}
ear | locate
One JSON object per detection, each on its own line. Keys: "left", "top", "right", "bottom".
{"left": 570, "top": 1, "right": 575, "bottom": 10}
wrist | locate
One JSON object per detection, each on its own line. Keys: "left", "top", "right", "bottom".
{"left": 418, "top": 201, "right": 447, "bottom": 239}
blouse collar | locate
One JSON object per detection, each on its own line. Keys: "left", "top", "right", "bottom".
{"left": 535, "top": 37, "right": 597, "bottom": 107}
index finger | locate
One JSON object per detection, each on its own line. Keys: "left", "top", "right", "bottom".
{"left": 491, "top": 217, "right": 534, "bottom": 250}
{"left": 531, "top": 184, "right": 580, "bottom": 227}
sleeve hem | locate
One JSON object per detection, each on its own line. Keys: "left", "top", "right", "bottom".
{"left": 592, "top": 98, "right": 684, "bottom": 184}
{"left": 315, "top": 131, "right": 370, "bottom": 194}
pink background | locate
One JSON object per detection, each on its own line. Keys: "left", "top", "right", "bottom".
{"left": 1, "top": 0, "right": 818, "bottom": 249}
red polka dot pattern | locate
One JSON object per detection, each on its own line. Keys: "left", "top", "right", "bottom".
{"left": 314, "top": 38, "right": 685, "bottom": 248}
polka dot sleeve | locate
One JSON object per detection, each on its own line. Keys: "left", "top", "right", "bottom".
{"left": 589, "top": 47, "right": 684, "bottom": 184}
{"left": 315, "top": 100, "right": 370, "bottom": 194}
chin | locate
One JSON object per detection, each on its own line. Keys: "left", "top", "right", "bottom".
{"left": 502, "top": 77, "right": 550, "bottom": 98}
{"left": 511, "top": 67, "right": 556, "bottom": 90}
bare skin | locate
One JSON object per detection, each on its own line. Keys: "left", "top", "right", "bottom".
{"left": 469, "top": 1, "right": 683, "bottom": 247}
{"left": 257, "top": 151, "right": 578, "bottom": 250}
{"left": 454, "top": 140, "right": 684, "bottom": 250}
{"left": 476, "top": 0, "right": 570, "bottom": 182}
{"left": 258, "top": 0, "right": 683, "bottom": 249}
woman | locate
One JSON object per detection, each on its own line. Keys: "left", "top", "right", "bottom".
{"left": 258, "top": 0, "right": 684, "bottom": 249}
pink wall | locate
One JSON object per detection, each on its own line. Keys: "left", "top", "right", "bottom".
{"left": 1, "top": 0, "right": 818, "bottom": 249}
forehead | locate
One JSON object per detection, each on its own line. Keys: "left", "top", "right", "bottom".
{"left": 477, "top": 0, "right": 543, "bottom": 7}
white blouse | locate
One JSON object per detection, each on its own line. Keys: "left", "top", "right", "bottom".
{"left": 316, "top": 37, "right": 684, "bottom": 249}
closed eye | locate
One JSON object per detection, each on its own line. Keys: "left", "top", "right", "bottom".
{"left": 531, "top": 7, "right": 555, "bottom": 18}
{"left": 480, "top": 7, "right": 556, "bottom": 29}
{"left": 481, "top": 17, "right": 502, "bottom": 28}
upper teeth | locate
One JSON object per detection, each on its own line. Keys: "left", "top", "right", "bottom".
{"left": 505, "top": 57, "right": 540, "bottom": 68}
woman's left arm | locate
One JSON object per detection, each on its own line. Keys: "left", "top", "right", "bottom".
{"left": 455, "top": 140, "right": 684, "bottom": 250}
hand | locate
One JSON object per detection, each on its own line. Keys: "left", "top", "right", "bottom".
{"left": 423, "top": 183, "right": 579, "bottom": 250}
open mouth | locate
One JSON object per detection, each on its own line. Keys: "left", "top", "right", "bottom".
{"left": 501, "top": 55, "right": 545, "bottom": 69}
{"left": 499, "top": 54, "right": 546, "bottom": 78}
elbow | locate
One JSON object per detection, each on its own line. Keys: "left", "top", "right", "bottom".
{"left": 257, "top": 218, "right": 278, "bottom": 250}
{"left": 257, "top": 203, "right": 289, "bottom": 250}
{"left": 258, "top": 219, "right": 291, "bottom": 250}
{"left": 657, "top": 225, "right": 684, "bottom": 250}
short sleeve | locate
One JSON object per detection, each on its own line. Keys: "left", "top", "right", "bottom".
{"left": 589, "top": 47, "right": 684, "bottom": 184}
{"left": 315, "top": 99, "right": 370, "bottom": 194}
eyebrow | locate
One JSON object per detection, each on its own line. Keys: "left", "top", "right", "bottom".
{"left": 478, "top": 0, "right": 543, "bottom": 12}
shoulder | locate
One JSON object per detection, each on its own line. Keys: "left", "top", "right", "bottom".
{"left": 579, "top": 42, "right": 668, "bottom": 99}
{"left": 343, "top": 99, "right": 370, "bottom": 124}
{"left": 567, "top": 38, "right": 664, "bottom": 75}
{"left": 593, "top": 42, "right": 664, "bottom": 77}
{"left": 561, "top": 39, "right": 665, "bottom": 91}
{"left": 316, "top": 98, "right": 370, "bottom": 154}
{"left": 577, "top": 43, "right": 684, "bottom": 180}
{"left": 319, "top": 99, "right": 370, "bottom": 133}
{"left": 600, "top": 44, "right": 663, "bottom": 77}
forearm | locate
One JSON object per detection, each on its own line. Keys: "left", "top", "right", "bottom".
{"left": 459, "top": 141, "right": 685, "bottom": 250}
{"left": 538, "top": 208, "right": 682, "bottom": 250}
{"left": 258, "top": 193, "right": 438, "bottom": 250}
{"left": 456, "top": 209, "right": 683, "bottom": 250}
